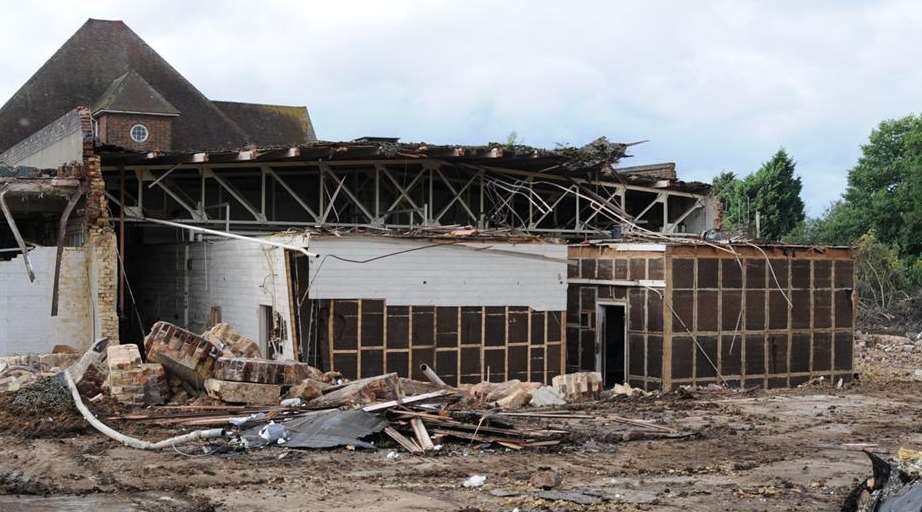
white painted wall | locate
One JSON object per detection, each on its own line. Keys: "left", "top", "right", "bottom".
{"left": 131, "top": 237, "right": 295, "bottom": 360}
{"left": 0, "top": 247, "right": 93, "bottom": 355}
{"left": 306, "top": 237, "right": 568, "bottom": 311}
{"left": 130, "top": 234, "right": 567, "bottom": 361}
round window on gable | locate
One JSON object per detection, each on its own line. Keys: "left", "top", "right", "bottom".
{"left": 129, "top": 123, "right": 149, "bottom": 143}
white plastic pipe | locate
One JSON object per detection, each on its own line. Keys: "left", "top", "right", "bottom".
{"left": 64, "top": 369, "right": 227, "bottom": 450}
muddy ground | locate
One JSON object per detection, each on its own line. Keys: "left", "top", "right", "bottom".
{"left": 0, "top": 379, "right": 920, "bottom": 512}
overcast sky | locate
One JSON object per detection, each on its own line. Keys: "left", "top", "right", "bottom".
{"left": 2, "top": 1, "right": 920, "bottom": 216}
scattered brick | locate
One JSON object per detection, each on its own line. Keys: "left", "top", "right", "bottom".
{"left": 213, "top": 357, "right": 323, "bottom": 386}
{"left": 203, "top": 378, "right": 281, "bottom": 405}
{"left": 144, "top": 321, "right": 222, "bottom": 390}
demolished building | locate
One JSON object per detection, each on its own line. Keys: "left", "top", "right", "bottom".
{"left": 0, "top": 18, "right": 855, "bottom": 391}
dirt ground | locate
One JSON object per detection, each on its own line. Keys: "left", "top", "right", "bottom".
{"left": 1, "top": 378, "right": 920, "bottom": 512}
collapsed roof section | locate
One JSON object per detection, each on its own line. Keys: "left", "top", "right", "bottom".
{"left": 99, "top": 137, "right": 717, "bottom": 238}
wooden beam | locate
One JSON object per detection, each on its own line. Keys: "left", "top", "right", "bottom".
{"left": 51, "top": 189, "right": 84, "bottom": 316}
{"left": 410, "top": 418, "right": 435, "bottom": 451}
{"left": 0, "top": 189, "right": 34, "bottom": 282}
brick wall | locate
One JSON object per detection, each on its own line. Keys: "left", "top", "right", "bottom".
{"left": 98, "top": 113, "right": 172, "bottom": 151}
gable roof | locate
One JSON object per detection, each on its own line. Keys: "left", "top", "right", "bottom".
{"left": 213, "top": 101, "right": 316, "bottom": 147}
{"left": 0, "top": 19, "right": 316, "bottom": 153}
{"left": 93, "top": 70, "right": 179, "bottom": 116}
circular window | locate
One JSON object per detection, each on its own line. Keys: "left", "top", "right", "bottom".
{"left": 129, "top": 124, "right": 149, "bottom": 143}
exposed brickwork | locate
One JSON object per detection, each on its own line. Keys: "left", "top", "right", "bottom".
{"left": 144, "top": 321, "right": 222, "bottom": 389}
{"left": 212, "top": 357, "right": 322, "bottom": 385}
{"left": 204, "top": 378, "right": 281, "bottom": 405}
{"left": 97, "top": 113, "right": 172, "bottom": 151}
{"left": 106, "top": 344, "right": 169, "bottom": 404}
{"left": 203, "top": 323, "right": 262, "bottom": 359}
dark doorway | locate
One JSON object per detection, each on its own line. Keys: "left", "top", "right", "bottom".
{"left": 600, "top": 304, "right": 626, "bottom": 388}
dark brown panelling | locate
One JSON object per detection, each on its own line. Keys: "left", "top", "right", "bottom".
{"left": 566, "top": 326, "right": 580, "bottom": 372}
{"left": 812, "top": 333, "right": 831, "bottom": 372}
{"left": 597, "top": 285, "right": 613, "bottom": 300}
{"left": 721, "top": 291, "right": 742, "bottom": 331}
{"left": 628, "top": 334, "right": 645, "bottom": 376}
{"left": 721, "top": 335, "right": 742, "bottom": 375}
{"left": 361, "top": 349, "right": 384, "bottom": 376}
{"left": 317, "top": 303, "right": 331, "bottom": 370}
{"left": 790, "top": 375, "right": 809, "bottom": 386}
{"left": 721, "top": 259, "right": 743, "bottom": 289}
{"left": 386, "top": 351, "right": 409, "bottom": 378}
{"left": 507, "top": 307, "right": 529, "bottom": 343}
{"left": 580, "top": 258, "right": 596, "bottom": 279}
{"left": 813, "top": 290, "right": 832, "bottom": 328}
{"left": 745, "top": 335, "right": 765, "bottom": 376}
{"left": 484, "top": 348, "right": 506, "bottom": 382}
{"left": 361, "top": 300, "right": 384, "bottom": 347}
{"left": 746, "top": 259, "right": 766, "bottom": 289}
{"left": 566, "top": 286, "right": 580, "bottom": 324}
{"left": 508, "top": 345, "right": 528, "bottom": 381}
{"left": 790, "top": 334, "right": 811, "bottom": 372}
{"left": 530, "top": 347, "right": 545, "bottom": 382}
{"left": 768, "top": 377, "right": 788, "bottom": 388}
{"left": 629, "top": 289, "right": 646, "bottom": 330}
{"left": 411, "top": 348, "right": 435, "bottom": 380}
{"left": 649, "top": 258, "right": 665, "bottom": 280}
{"left": 647, "top": 292, "right": 664, "bottom": 332}
{"left": 629, "top": 259, "right": 647, "bottom": 281}
{"left": 436, "top": 307, "right": 459, "bottom": 347}
{"left": 333, "top": 300, "right": 359, "bottom": 350}
{"left": 579, "top": 330, "right": 595, "bottom": 370}
{"left": 768, "top": 291, "right": 789, "bottom": 330}
{"left": 613, "top": 287, "right": 627, "bottom": 300}
{"left": 435, "top": 350, "right": 459, "bottom": 387}
{"left": 672, "top": 290, "right": 694, "bottom": 331}
{"left": 411, "top": 306, "right": 435, "bottom": 346}
{"left": 672, "top": 336, "right": 694, "bottom": 379}
{"left": 386, "top": 306, "right": 410, "bottom": 348}
{"left": 597, "top": 259, "right": 613, "bottom": 280}
{"left": 614, "top": 259, "right": 628, "bottom": 280}
{"left": 580, "top": 286, "right": 597, "bottom": 313}
{"left": 698, "top": 258, "right": 719, "bottom": 288}
{"left": 768, "top": 334, "right": 788, "bottom": 374}
{"left": 745, "top": 290, "right": 765, "bottom": 330}
{"left": 769, "top": 259, "right": 789, "bottom": 288}
{"left": 460, "top": 307, "right": 483, "bottom": 344}
{"left": 333, "top": 353, "right": 358, "bottom": 380}
{"left": 834, "top": 260, "right": 854, "bottom": 288}
{"left": 648, "top": 335, "right": 663, "bottom": 378}
{"left": 697, "top": 290, "right": 719, "bottom": 331}
{"left": 484, "top": 306, "right": 506, "bottom": 346}
{"left": 813, "top": 260, "right": 832, "bottom": 289}
{"left": 673, "top": 259, "right": 695, "bottom": 288}
{"left": 791, "top": 260, "right": 811, "bottom": 288}
{"left": 547, "top": 343, "right": 561, "bottom": 379}
{"left": 696, "top": 336, "right": 718, "bottom": 379}
{"left": 459, "top": 346, "right": 481, "bottom": 383}
{"left": 791, "top": 290, "right": 810, "bottom": 329}
{"left": 567, "top": 259, "right": 579, "bottom": 278}
{"left": 547, "top": 311, "right": 562, "bottom": 342}
{"left": 531, "top": 311, "right": 546, "bottom": 344}
{"left": 834, "top": 331, "right": 853, "bottom": 370}
{"left": 835, "top": 290, "right": 853, "bottom": 328}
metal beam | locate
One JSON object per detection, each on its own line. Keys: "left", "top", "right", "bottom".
{"left": 51, "top": 189, "right": 84, "bottom": 316}
{"left": 263, "top": 166, "right": 320, "bottom": 223}
{"left": 205, "top": 167, "right": 266, "bottom": 222}
{"left": 0, "top": 189, "right": 34, "bottom": 282}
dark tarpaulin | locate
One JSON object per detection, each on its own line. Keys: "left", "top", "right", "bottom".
{"left": 243, "top": 408, "right": 388, "bottom": 449}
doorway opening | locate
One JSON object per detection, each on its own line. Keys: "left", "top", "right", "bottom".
{"left": 598, "top": 304, "right": 626, "bottom": 388}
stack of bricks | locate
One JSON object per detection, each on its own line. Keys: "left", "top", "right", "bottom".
{"left": 106, "top": 344, "right": 169, "bottom": 405}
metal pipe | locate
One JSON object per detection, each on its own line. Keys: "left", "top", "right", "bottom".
{"left": 129, "top": 214, "right": 319, "bottom": 258}
{"left": 419, "top": 363, "right": 447, "bottom": 386}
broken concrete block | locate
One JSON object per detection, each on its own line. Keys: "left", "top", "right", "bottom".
{"left": 107, "top": 344, "right": 142, "bottom": 370}
{"left": 204, "top": 378, "right": 281, "bottom": 405}
{"left": 202, "top": 322, "right": 262, "bottom": 359}
{"left": 213, "top": 357, "right": 323, "bottom": 385}
{"left": 530, "top": 467, "right": 562, "bottom": 490}
{"left": 145, "top": 321, "right": 222, "bottom": 391}
{"left": 52, "top": 344, "right": 79, "bottom": 354}
{"left": 286, "top": 378, "right": 329, "bottom": 401}
{"left": 496, "top": 387, "right": 533, "bottom": 409}
{"left": 307, "top": 373, "right": 399, "bottom": 408}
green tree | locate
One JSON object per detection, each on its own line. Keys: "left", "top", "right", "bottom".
{"left": 744, "top": 148, "right": 806, "bottom": 240}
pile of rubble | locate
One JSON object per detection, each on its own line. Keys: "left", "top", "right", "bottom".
{"left": 843, "top": 447, "right": 922, "bottom": 511}
{"left": 855, "top": 331, "right": 922, "bottom": 382}
{"left": 2, "top": 319, "right": 647, "bottom": 455}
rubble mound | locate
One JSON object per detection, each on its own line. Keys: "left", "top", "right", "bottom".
{"left": 0, "top": 376, "right": 88, "bottom": 438}
{"left": 856, "top": 332, "right": 922, "bottom": 383}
